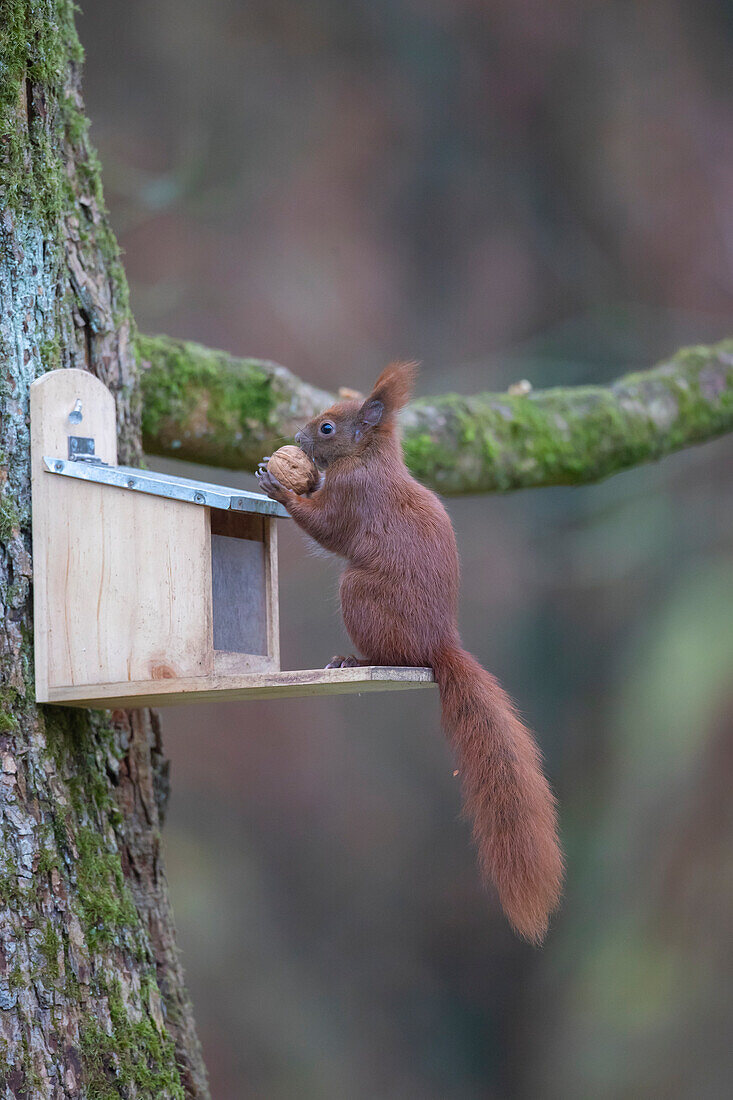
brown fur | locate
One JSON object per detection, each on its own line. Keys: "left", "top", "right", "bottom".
{"left": 257, "top": 362, "right": 563, "bottom": 942}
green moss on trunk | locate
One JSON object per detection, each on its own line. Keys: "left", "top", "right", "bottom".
{"left": 0, "top": 0, "right": 83, "bottom": 226}
{"left": 1, "top": 2, "right": 206, "bottom": 1094}
{"left": 80, "top": 978, "right": 185, "bottom": 1100}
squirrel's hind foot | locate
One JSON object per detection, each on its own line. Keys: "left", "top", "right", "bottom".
{"left": 325, "top": 655, "right": 369, "bottom": 669}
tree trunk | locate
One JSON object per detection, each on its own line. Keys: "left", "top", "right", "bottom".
{"left": 0, "top": 2, "right": 208, "bottom": 1095}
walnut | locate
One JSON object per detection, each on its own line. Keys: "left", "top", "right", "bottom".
{"left": 267, "top": 446, "right": 319, "bottom": 494}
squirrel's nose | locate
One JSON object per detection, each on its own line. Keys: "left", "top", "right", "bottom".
{"left": 295, "top": 431, "right": 302, "bottom": 446}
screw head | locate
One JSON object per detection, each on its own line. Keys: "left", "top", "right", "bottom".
{"left": 194, "top": 492, "right": 205, "bottom": 504}
{"left": 127, "top": 478, "right": 135, "bottom": 488}
{"left": 55, "top": 461, "right": 63, "bottom": 472}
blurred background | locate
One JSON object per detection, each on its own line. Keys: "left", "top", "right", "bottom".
{"left": 80, "top": 2, "right": 733, "bottom": 1096}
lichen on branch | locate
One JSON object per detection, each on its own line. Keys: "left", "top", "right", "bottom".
{"left": 138, "top": 336, "right": 733, "bottom": 494}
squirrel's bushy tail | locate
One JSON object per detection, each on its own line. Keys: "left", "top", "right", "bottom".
{"left": 434, "top": 645, "right": 563, "bottom": 943}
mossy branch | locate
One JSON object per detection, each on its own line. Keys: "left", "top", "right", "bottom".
{"left": 138, "top": 334, "right": 733, "bottom": 494}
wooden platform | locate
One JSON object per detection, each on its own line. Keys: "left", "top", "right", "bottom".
{"left": 44, "top": 666, "right": 437, "bottom": 709}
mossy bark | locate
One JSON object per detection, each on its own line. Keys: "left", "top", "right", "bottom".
{"left": 0, "top": 2, "right": 207, "bottom": 1096}
{"left": 139, "top": 335, "right": 733, "bottom": 494}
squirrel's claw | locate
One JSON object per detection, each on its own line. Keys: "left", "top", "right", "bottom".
{"left": 256, "top": 465, "right": 290, "bottom": 503}
{"left": 325, "top": 655, "right": 364, "bottom": 669}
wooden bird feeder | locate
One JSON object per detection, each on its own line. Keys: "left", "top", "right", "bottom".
{"left": 30, "top": 370, "right": 435, "bottom": 708}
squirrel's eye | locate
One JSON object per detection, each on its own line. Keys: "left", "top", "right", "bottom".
{"left": 319, "top": 422, "right": 335, "bottom": 435}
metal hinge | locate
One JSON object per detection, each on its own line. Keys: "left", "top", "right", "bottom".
{"left": 67, "top": 436, "right": 108, "bottom": 465}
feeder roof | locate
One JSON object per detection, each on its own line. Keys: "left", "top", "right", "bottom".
{"left": 43, "top": 457, "right": 289, "bottom": 518}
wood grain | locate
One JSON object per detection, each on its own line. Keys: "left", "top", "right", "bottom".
{"left": 31, "top": 370, "right": 213, "bottom": 699}
{"left": 45, "top": 666, "right": 437, "bottom": 708}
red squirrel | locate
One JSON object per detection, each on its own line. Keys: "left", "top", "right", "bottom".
{"left": 256, "top": 362, "right": 563, "bottom": 942}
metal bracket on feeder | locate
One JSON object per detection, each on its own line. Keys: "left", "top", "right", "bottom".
{"left": 44, "top": 455, "right": 288, "bottom": 515}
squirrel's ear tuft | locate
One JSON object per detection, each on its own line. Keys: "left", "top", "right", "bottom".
{"left": 366, "top": 361, "right": 418, "bottom": 417}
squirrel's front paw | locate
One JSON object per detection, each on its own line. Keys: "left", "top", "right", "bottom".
{"left": 256, "top": 463, "right": 290, "bottom": 504}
